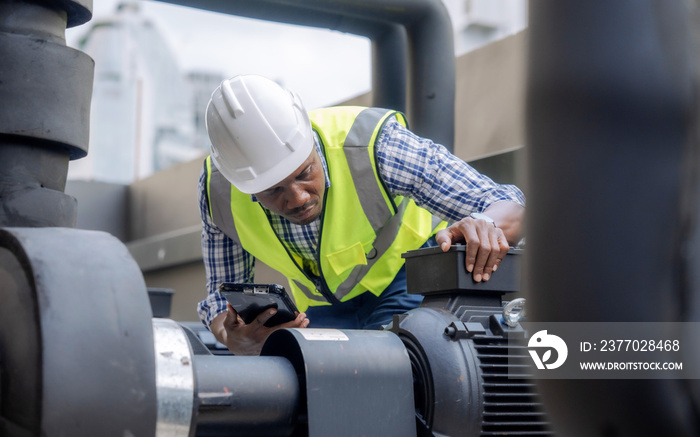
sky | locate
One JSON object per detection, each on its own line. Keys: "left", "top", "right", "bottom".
{"left": 65, "top": 0, "right": 372, "bottom": 109}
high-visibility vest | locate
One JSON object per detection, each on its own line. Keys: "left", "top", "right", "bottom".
{"left": 204, "top": 106, "right": 446, "bottom": 311}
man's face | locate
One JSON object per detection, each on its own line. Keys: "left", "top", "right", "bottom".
{"left": 254, "top": 150, "right": 326, "bottom": 225}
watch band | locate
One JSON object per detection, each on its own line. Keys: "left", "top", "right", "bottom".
{"left": 470, "top": 212, "right": 496, "bottom": 227}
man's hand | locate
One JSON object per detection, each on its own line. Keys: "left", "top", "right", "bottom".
{"left": 434, "top": 201, "right": 524, "bottom": 282}
{"left": 211, "top": 303, "right": 309, "bottom": 355}
{"left": 435, "top": 216, "right": 508, "bottom": 282}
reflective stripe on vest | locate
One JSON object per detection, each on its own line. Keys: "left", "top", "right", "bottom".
{"left": 205, "top": 158, "right": 327, "bottom": 306}
{"left": 341, "top": 107, "right": 396, "bottom": 230}
{"left": 205, "top": 107, "right": 447, "bottom": 311}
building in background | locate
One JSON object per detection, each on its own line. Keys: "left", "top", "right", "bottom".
{"left": 186, "top": 71, "right": 225, "bottom": 155}
{"left": 68, "top": 3, "right": 221, "bottom": 184}
{"left": 444, "top": 0, "right": 528, "bottom": 55}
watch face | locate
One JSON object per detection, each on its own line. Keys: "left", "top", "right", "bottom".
{"left": 470, "top": 212, "right": 495, "bottom": 223}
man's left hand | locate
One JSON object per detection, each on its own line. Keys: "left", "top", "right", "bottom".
{"left": 435, "top": 215, "right": 509, "bottom": 282}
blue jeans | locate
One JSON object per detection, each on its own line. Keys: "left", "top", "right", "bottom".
{"left": 304, "top": 237, "right": 436, "bottom": 330}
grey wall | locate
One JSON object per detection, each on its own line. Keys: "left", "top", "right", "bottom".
{"left": 66, "top": 180, "right": 130, "bottom": 241}
{"left": 454, "top": 31, "right": 527, "bottom": 163}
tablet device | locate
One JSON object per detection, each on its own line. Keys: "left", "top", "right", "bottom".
{"left": 219, "top": 283, "right": 298, "bottom": 327}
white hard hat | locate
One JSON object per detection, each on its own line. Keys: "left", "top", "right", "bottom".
{"left": 205, "top": 75, "right": 314, "bottom": 194}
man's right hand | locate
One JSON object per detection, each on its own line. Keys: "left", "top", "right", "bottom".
{"left": 211, "top": 303, "right": 309, "bottom": 355}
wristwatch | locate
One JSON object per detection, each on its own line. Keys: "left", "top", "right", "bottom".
{"left": 470, "top": 212, "right": 496, "bottom": 227}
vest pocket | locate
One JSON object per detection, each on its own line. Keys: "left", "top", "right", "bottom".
{"left": 327, "top": 241, "right": 367, "bottom": 276}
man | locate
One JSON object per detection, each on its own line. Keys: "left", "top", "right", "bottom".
{"left": 197, "top": 74, "right": 525, "bottom": 355}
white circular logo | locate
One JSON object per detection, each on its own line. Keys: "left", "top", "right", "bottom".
{"left": 528, "top": 330, "right": 568, "bottom": 370}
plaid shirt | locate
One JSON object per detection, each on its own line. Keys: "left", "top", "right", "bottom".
{"left": 197, "top": 117, "right": 525, "bottom": 327}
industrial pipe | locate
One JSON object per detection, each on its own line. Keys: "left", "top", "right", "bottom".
{"left": 157, "top": 0, "right": 456, "bottom": 151}
{"left": 0, "top": 0, "right": 94, "bottom": 227}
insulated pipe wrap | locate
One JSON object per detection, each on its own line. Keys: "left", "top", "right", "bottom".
{"left": 0, "top": 0, "right": 94, "bottom": 227}
{"left": 0, "top": 227, "right": 158, "bottom": 437}
{"left": 0, "top": 142, "right": 77, "bottom": 227}
{"left": 0, "top": 29, "right": 94, "bottom": 159}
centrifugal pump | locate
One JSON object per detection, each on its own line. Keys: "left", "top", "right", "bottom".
{"left": 391, "top": 245, "right": 550, "bottom": 436}
{"left": 0, "top": 225, "right": 550, "bottom": 437}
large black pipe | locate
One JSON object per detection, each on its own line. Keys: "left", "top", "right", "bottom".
{"left": 0, "top": 0, "right": 93, "bottom": 227}
{"left": 0, "top": 227, "right": 157, "bottom": 437}
{"left": 157, "top": 0, "right": 455, "bottom": 151}
{"left": 193, "top": 355, "right": 300, "bottom": 436}
{"left": 525, "top": 1, "right": 699, "bottom": 435}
